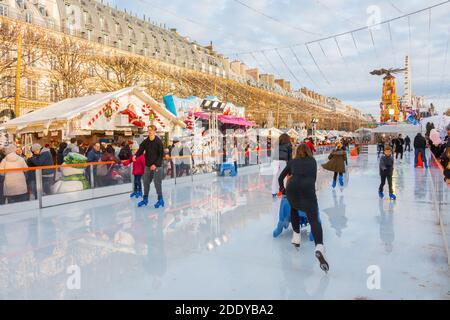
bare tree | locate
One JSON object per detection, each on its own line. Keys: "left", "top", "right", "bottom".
{"left": 92, "top": 55, "right": 146, "bottom": 91}
{"left": 0, "top": 20, "right": 47, "bottom": 101}
{"left": 43, "top": 36, "right": 94, "bottom": 100}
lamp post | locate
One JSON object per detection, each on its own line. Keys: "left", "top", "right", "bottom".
{"left": 311, "top": 117, "right": 319, "bottom": 145}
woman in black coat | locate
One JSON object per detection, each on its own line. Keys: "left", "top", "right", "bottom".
{"left": 278, "top": 143, "right": 329, "bottom": 272}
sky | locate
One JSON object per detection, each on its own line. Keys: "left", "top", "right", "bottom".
{"left": 104, "top": 0, "right": 450, "bottom": 117}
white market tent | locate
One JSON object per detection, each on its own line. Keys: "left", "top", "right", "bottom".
{"left": 371, "top": 124, "right": 421, "bottom": 136}
{"left": 420, "top": 115, "right": 450, "bottom": 131}
{"left": 4, "top": 87, "right": 186, "bottom": 137}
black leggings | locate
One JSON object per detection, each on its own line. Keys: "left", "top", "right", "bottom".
{"left": 379, "top": 173, "right": 393, "bottom": 194}
{"left": 290, "top": 207, "right": 323, "bottom": 245}
{"left": 333, "top": 172, "right": 343, "bottom": 181}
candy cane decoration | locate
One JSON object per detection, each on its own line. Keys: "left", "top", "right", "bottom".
{"left": 88, "top": 99, "right": 120, "bottom": 126}
{"left": 142, "top": 104, "right": 166, "bottom": 129}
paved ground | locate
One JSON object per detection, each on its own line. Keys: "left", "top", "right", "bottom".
{"left": 0, "top": 146, "right": 449, "bottom": 299}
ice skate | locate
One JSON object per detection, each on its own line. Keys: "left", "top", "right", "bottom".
{"left": 315, "top": 244, "right": 329, "bottom": 273}
{"left": 138, "top": 196, "right": 148, "bottom": 207}
{"left": 389, "top": 193, "right": 397, "bottom": 201}
{"left": 154, "top": 198, "right": 165, "bottom": 209}
{"left": 379, "top": 191, "right": 384, "bottom": 199}
{"left": 136, "top": 191, "right": 143, "bottom": 198}
{"left": 291, "top": 231, "right": 301, "bottom": 248}
{"left": 338, "top": 175, "right": 344, "bottom": 187}
{"left": 332, "top": 180, "right": 337, "bottom": 189}
{"left": 130, "top": 191, "right": 137, "bottom": 198}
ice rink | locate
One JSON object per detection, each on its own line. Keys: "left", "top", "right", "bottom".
{"left": 0, "top": 146, "right": 449, "bottom": 299}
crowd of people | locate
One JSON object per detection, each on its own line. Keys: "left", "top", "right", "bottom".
{"left": 375, "top": 123, "right": 450, "bottom": 183}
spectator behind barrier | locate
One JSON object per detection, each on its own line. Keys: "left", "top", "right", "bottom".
{"left": 0, "top": 145, "right": 29, "bottom": 203}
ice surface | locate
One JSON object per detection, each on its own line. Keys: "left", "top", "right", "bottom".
{"left": 0, "top": 146, "right": 449, "bottom": 300}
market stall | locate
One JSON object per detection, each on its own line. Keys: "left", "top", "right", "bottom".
{"left": 4, "top": 87, "right": 186, "bottom": 148}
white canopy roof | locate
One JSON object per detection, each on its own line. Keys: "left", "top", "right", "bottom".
{"left": 371, "top": 124, "right": 421, "bottom": 135}
{"left": 420, "top": 115, "right": 450, "bottom": 130}
{"left": 4, "top": 87, "right": 186, "bottom": 131}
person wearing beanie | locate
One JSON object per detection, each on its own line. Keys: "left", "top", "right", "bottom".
{"left": 28, "top": 143, "right": 55, "bottom": 196}
{"left": 0, "top": 144, "right": 29, "bottom": 203}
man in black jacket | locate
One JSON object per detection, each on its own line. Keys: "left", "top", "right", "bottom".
{"left": 404, "top": 135, "right": 411, "bottom": 152}
{"left": 393, "top": 134, "right": 404, "bottom": 160}
{"left": 29, "top": 144, "right": 55, "bottom": 196}
{"left": 414, "top": 133, "right": 428, "bottom": 168}
{"left": 136, "top": 125, "right": 164, "bottom": 208}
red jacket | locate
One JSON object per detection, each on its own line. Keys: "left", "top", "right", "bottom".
{"left": 306, "top": 141, "right": 316, "bottom": 153}
{"left": 124, "top": 154, "right": 146, "bottom": 176}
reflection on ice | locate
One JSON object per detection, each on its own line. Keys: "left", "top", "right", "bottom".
{"left": 0, "top": 147, "right": 449, "bottom": 299}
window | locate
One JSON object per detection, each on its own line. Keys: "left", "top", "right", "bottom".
{"left": 50, "top": 83, "right": 58, "bottom": 102}
{"left": 83, "top": 11, "right": 88, "bottom": 22}
{"left": 87, "top": 30, "right": 92, "bottom": 41}
{"left": 26, "top": 79, "right": 37, "bottom": 100}
{"left": 100, "top": 17, "right": 104, "bottom": 29}
{"left": 0, "top": 4, "right": 8, "bottom": 16}
{"left": 25, "top": 11, "right": 32, "bottom": 23}
{"left": 38, "top": 5, "right": 45, "bottom": 16}
{"left": 16, "top": 0, "right": 23, "bottom": 9}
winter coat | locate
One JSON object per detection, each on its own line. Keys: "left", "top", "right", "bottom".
{"left": 136, "top": 136, "right": 164, "bottom": 168}
{"left": 322, "top": 149, "right": 347, "bottom": 173}
{"left": 123, "top": 154, "right": 146, "bottom": 176}
{"left": 379, "top": 155, "right": 394, "bottom": 176}
{"left": 0, "top": 152, "right": 29, "bottom": 197}
{"left": 28, "top": 149, "right": 55, "bottom": 178}
{"left": 278, "top": 157, "right": 318, "bottom": 215}
{"left": 119, "top": 145, "right": 133, "bottom": 161}
{"left": 405, "top": 136, "right": 411, "bottom": 145}
{"left": 86, "top": 149, "right": 102, "bottom": 163}
{"left": 278, "top": 143, "right": 292, "bottom": 161}
{"left": 414, "top": 135, "right": 427, "bottom": 149}
{"left": 393, "top": 138, "right": 404, "bottom": 152}
{"left": 305, "top": 141, "right": 316, "bottom": 153}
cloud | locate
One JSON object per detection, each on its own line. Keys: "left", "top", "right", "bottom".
{"left": 113, "top": 0, "right": 450, "bottom": 116}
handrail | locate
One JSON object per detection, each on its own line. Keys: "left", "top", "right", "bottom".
{"left": 0, "top": 148, "right": 272, "bottom": 173}
{"left": 0, "top": 145, "right": 338, "bottom": 173}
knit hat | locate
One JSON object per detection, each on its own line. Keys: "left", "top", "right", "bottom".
{"left": 31, "top": 143, "right": 42, "bottom": 153}
{"left": 4, "top": 144, "right": 16, "bottom": 155}
{"left": 446, "top": 123, "right": 450, "bottom": 131}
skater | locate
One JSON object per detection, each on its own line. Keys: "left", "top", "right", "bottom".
{"left": 135, "top": 125, "right": 165, "bottom": 208}
{"left": 278, "top": 144, "right": 329, "bottom": 272}
{"left": 379, "top": 146, "right": 396, "bottom": 200}
{"left": 393, "top": 134, "right": 404, "bottom": 160}
{"left": 404, "top": 135, "right": 411, "bottom": 152}
{"left": 271, "top": 133, "right": 292, "bottom": 197}
{"left": 414, "top": 132, "right": 428, "bottom": 168}
{"left": 377, "top": 136, "right": 385, "bottom": 157}
{"left": 124, "top": 145, "right": 146, "bottom": 199}
{"left": 322, "top": 142, "right": 347, "bottom": 188}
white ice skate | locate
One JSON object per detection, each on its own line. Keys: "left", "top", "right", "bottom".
{"left": 315, "top": 244, "right": 329, "bottom": 273}
{"left": 291, "top": 231, "right": 301, "bottom": 248}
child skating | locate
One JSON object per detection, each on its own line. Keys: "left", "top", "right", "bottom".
{"left": 379, "top": 146, "right": 396, "bottom": 200}
{"left": 124, "top": 145, "right": 146, "bottom": 199}
{"left": 322, "top": 142, "right": 347, "bottom": 188}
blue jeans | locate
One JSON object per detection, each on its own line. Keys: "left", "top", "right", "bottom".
{"left": 414, "top": 148, "right": 428, "bottom": 168}
{"left": 134, "top": 175, "right": 142, "bottom": 193}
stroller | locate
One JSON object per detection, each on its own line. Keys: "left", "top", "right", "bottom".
{"left": 273, "top": 195, "right": 321, "bottom": 242}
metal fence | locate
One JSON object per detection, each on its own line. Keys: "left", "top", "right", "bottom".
{"left": 428, "top": 151, "right": 450, "bottom": 268}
